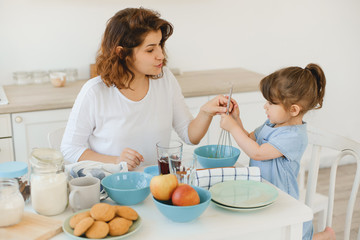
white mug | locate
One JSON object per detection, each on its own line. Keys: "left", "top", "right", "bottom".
{"left": 69, "top": 177, "right": 100, "bottom": 212}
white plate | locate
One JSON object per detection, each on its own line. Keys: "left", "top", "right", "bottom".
{"left": 209, "top": 180, "right": 278, "bottom": 208}
{"left": 62, "top": 209, "right": 142, "bottom": 239}
{"left": 211, "top": 199, "right": 274, "bottom": 211}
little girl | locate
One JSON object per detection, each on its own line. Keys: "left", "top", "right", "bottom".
{"left": 220, "top": 63, "right": 335, "bottom": 240}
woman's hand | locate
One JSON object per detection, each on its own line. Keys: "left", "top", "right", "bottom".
{"left": 200, "top": 95, "right": 231, "bottom": 117}
{"left": 116, "top": 148, "right": 144, "bottom": 171}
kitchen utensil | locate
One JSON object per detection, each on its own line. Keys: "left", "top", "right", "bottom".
{"left": 156, "top": 140, "right": 183, "bottom": 175}
{"left": 168, "top": 152, "right": 196, "bottom": 184}
{"left": 0, "top": 211, "right": 62, "bottom": 240}
{"left": 143, "top": 165, "right": 159, "bottom": 177}
{"left": 152, "top": 186, "right": 211, "bottom": 223}
{"left": 30, "top": 148, "right": 68, "bottom": 216}
{"left": 209, "top": 180, "right": 278, "bottom": 208}
{"left": 194, "top": 145, "right": 240, "bottom": 168}
{"left": 101, "top": 172, "right": 152, "bottom": 205}
{"left": 69, "top": 177, "right": 100, "bottom": 212}
{"left": 63, "top": 208, "right": 142, "bottom": 239}
{"left": 215, "top": 86, "right": 233, "bottom": 158}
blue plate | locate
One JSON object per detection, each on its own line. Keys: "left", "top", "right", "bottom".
{"left": 144, "top": 165, "right": 159, "bottom": 177}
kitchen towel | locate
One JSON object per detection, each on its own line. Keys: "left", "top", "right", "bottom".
{"left": 194, "top": 166, "right": 261, "bottom": 189}
{"left": 65, "top": 161, "right": 128, "bottom": 180}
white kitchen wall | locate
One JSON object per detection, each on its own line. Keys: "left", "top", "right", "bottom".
{"left": 1, "top": 0, "right": 360, "bottom": 143}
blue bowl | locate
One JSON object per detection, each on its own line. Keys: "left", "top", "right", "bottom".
{"left": 194, "top": 145, "right": 241, "bottom": 168}
{"left": 101, "top": 172, "right": 152, "bottom": 205}
{"left": 152, "top": 186, "right": 211, "bottom": 222}
{"left": 143, "top": 165, "right": 159, "bottom": 177}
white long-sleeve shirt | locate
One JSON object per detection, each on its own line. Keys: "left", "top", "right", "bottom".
{"left": 61, "top": 67, "right": 193, "bottom": 166}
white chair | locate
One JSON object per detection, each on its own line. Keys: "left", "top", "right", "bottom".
{"left": 300, "top": 125, "right": 360, "bottom": 239}
{"left": 47, "top": 127, "right": 65, "bottom": 151}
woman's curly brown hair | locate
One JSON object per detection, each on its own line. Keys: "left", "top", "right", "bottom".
{"left": 95, "top": 8, "right": 173, "bottom": 89}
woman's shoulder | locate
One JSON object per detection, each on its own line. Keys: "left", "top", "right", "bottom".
{"left": 80, "top": 76, "right": 109, "bottom": 95}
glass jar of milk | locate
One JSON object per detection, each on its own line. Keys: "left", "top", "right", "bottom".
{"left": 30, "top": 148, "right": 68, "bottom": 216}
{"left": 0, "top": 178, "right": 25, "bottom": 227}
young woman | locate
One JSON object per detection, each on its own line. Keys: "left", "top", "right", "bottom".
{"left": 220, "top": 63, "right": 335, "bottom": 240}
{"left": 61, "top": 8, "right": 230, "bottom": 170}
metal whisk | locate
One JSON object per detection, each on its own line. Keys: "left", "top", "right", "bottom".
{"left": 215, "top": 86, "right": 233, "bottom": 158}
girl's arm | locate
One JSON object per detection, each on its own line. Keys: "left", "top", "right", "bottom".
{"left": 220, "top": 104, "right": 282, "bottom": 161}
{"left": 228, "top": 123, "right": 282, "bottom": 160}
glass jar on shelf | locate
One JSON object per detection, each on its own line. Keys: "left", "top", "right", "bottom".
{"left": 30, "top": 148, "right": 68, "bottom": 216}
{"left": 0, "top": 161, "right": 30, "bottom": 202}
{"left": 13, "top": 71, "right": 32, "bottom": 85}
{"left": 32, "top": 71, "right": 49, "bottom": 84}
{"left": 0, "top": 178, "right": 25, "bottom": 227}
{"left": 65, "top": 68, "right": 78, "bottom": 82}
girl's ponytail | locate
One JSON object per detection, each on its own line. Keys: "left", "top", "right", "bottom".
{"left": 305, "top": 63, "right": 326, "bottom": 109}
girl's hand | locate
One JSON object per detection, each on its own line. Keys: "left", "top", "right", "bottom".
{"left": 220, "top": 114, "right": 238, "bottom": 132}
{"left": 200, "top": 95, "right": 232, "bottom": 117}
{"left": 229, "top": 98, "right": 240, "bottom": 121}
{"left": 116, "top": 148, "right": 144, "bottom": 170}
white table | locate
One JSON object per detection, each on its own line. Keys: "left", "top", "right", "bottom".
{"left": 33, "top": 181, "right": 313, "bottom": 240}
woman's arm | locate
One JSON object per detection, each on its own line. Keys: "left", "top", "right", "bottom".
{"left": 188, "top": 95, "right": 229, "bottom": 144}
{"left": 79, "top": 148, "right": 143, "bottom": 170}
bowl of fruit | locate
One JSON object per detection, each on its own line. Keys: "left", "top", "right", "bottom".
{"left": 194, "top": 145, "right": 241, "bottom": 168}
{"left": 150, "top": 174, "right": 211, "bottom": 222}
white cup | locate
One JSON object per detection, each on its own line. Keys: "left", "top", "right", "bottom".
{"left": 69, "top": 177, "right": 100, "bottom": 212}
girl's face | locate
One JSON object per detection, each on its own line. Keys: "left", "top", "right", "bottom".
{"left": 263, "top": 101, "right": 293, "bottom": 127}
{"left": 129, "top": 30, "right": 164, "bottom": 78}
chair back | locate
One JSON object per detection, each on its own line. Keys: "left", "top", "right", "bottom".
{"left": 47, "top": 127, "right": 65, "bottom": 151}
{"left": 305, "top": 125, "right": 360, "bottom": 240}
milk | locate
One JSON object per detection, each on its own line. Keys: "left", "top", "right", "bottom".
{"left": 31, "top": 172, "right": 68, "bottom": 216}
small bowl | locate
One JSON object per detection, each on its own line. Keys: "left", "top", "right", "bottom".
{"left": 152, "top": 186, "right": 211, "bottom": 222}
{"left": 101, "top": 172, "right": 152, "bottom": 205}
{"left": 194, "top": 145, "right": 241, "bottom": 168}
{"left": 143, "top": 165, "right": 159, "bottom": 177}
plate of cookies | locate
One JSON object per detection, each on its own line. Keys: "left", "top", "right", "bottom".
{"left": 63, "top": 203, "right": 142, "bottom": 239}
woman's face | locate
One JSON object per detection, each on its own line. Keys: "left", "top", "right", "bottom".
{"left": 129, "top": 30, "right": 164, "bottom": 78}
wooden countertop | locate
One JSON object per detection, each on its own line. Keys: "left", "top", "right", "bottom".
{"left": 0, "top": 68, "right": 264, "bottom": 114}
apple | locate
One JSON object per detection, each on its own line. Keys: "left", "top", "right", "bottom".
{"left": 171, "top": 184, "right": 200, "bottom": 206}
{"left": 150, "top": 174, "right": 178, "bottom": 201}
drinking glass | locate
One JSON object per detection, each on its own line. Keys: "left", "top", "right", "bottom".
{"left": 156, "top": 140, "right": 183, "bottom": 175}
{"left": 169, "top": 152, "right": 196, "bottom": 185}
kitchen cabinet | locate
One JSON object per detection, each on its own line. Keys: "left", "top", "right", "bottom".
{"left": 0, "top": 114, "right": 14, "bottom": 162}
{"left": 11, "top": 108, "right": 71, "bottom": 163}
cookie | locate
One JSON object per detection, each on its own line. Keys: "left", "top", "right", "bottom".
{"left": 108, "top": 217, "right": 131, "bottom": 236}
{"left": 85, "top": 220, "right": 109, "bottom": 239}
{"left": 114, "top": 206, "right": 138, "bottom": 221}
{"left": 73, "top": 217, "right": 94, "bottom": 237}
{"left": 90, "top": 203, "right": 115, "bottom": 222}
{"left": 69, "top": 211, "right": 91, "bottom": 229}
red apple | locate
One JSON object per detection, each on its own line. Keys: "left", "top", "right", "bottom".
{"left": 171, "top": 184, "right": 200, "bottom": 206}
{"left": 150, "top": 174, "right": 178, "bottom": 201}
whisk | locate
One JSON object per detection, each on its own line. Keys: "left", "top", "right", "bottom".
{"left": 215, "top": 86, "right": 233, "bottom": 158}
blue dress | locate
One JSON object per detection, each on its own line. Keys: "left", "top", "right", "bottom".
{"left": 249, "top": 119, "right": 313, "bottom": 240}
